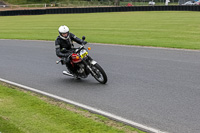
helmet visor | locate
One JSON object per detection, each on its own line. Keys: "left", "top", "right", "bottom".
{"left": 62, "top": 32, "right": 68, "bottom": 37}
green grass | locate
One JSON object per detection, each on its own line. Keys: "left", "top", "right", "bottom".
{"left": 2, "top": 0, "right": 74, "bottom": 5}
{"left": 0, "top": 11, "right": 200, "bottom": 49}
{"left": 0, "top": 83, "right": 145, "bottom": 133}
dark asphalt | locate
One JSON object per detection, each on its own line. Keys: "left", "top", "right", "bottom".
{"left": 0, "top": 40, "right": 200, "bottom": 133}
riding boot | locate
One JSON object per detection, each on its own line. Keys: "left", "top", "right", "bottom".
{"left": 65, "top": 57, "right": 75, "bottom": 74}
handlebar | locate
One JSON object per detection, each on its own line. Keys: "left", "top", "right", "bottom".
{"left": 74, "top": 39, "right": 87, "bottom": 53}
{"left": 75, "top": 44, "right": 85, "bottom": 53}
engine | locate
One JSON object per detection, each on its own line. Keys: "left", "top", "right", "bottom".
{"left": 77, "top": 63, "right": 85, "bottom": 74}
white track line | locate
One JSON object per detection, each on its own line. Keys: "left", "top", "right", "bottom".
{"left": 0, "top": 39, "right": 200, "bottom": 52}
{"left": 0, "top": 78, "right": 167, "bottom": 133}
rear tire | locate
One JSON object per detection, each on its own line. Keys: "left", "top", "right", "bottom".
{"left": 91, "top": 63, "right": 107, "bottom": 84}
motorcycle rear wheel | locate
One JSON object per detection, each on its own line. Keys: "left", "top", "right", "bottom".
{"left": 91, "top": 63, "right": 107, "bottom": 84}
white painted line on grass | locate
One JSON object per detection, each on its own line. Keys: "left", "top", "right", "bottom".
{"left": 0, "top": 78, "right": 168, "bottom": 133}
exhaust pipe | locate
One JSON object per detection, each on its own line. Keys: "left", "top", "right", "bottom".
{"left": 63, "top": 71, "right": 74, "bottom": 77}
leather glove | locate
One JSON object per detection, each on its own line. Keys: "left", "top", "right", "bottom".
{"left": 82, "top": 41, "right": 87, "bottom": 45}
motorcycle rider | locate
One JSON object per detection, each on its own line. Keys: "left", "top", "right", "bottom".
{"left": 55, "top": 25, "right": 87, "bottom": 75}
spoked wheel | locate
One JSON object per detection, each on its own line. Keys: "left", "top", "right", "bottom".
{"left": 91, "top": 63, "right": 107, "bottom": 84}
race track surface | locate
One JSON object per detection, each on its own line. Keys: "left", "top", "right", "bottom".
{"left": 0, "top": 40, "right": 200, "bottom": 133}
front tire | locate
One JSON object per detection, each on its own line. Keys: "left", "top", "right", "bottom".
{"left": 91, "top": 63, "right": 107, "bottom": 84}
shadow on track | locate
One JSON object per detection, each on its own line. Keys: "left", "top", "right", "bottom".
{"left": 54, "top": 76, "right": 108, "bottom": 90}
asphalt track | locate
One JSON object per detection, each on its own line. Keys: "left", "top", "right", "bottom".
{"left": 0, "top": 40, "right": 200, "bottom": 133}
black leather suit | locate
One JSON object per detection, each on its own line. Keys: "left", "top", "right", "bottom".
{"left": 55, "top": 33, "right": 85, "bottom": 73}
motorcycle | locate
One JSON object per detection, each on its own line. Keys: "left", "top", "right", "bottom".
{"left": 56, "top": 36, "right": 107, "bottom": 84}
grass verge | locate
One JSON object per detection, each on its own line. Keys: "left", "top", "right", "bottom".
{"left": 0, "top": 11, "right": 200, "bottom": 50}
{"left": 0, "top": 82, "right": 145, "bottom": 133}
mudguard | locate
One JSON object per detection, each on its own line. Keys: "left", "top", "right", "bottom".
{"left": 91, "top": 60, "right": 97, "bottom": 65}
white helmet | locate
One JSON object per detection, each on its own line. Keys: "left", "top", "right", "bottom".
{"left": 58, "top": 25, "right": 69, "bottom": 40}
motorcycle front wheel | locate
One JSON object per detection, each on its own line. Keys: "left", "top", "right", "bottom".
{"left": 91, "top": 63, "right": 107, "bottom": 84}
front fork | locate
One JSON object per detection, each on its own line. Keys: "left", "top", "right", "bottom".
{"left": 82, "top": 58, "right": 97, "bottom": 77}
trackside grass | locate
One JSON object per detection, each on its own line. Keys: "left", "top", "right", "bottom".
{"left": 0, "top": 11, "right": 200, "bottom": 49}
{"left": 0, "top": 83, "right": 145, "bottom": 133}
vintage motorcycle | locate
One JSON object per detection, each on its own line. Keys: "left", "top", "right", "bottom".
{"left": 56, "top": 36, "right": 107, "bottom": 84}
